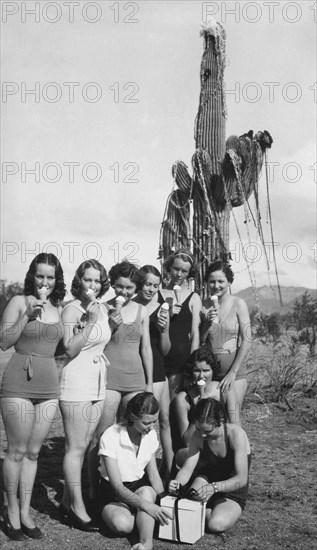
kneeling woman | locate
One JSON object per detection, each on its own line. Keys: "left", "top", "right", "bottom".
{"left": 169, "top": 398, "right": 251, "bottom": 533}
{"left": 98, "top": 393, "right": 171, "bottom": 550}
{"left": 172, "top": 346, "right": 240, "bottom": 468}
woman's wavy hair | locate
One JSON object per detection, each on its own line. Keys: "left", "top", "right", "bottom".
{"left": 124, "top": 392, "right": 159, "bottom": 426}
{"left": 109, "top": 261, "right": 142, "bottom": 290}
{"left": 204, "top": 260, "right": 234, "bottom": 284}
{"left": 139, "top": 265, "right": 162, "bottom": 287}
{"left": 190, "top": 345, "right": 221, "bottom": 379}
{"left": 163, "top": 248, "right": 198, "bottom": 279}
{"left": 71, "top": 259, "right": 110, "bottom": 299}
{"left": 24, "top": 253, "right": 66, "bottom": 306}
{"left": 194, "top": 397, "right": 226, "bottom": 427}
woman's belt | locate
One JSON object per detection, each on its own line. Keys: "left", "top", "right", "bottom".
{"left": 93, "top": 353, "right": 110, "bottom": 398}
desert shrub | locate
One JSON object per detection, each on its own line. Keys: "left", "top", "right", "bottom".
{"left": 247, "top": 335, "right": 316, "bottom": 404}
{"left": 0, "top": 280, "right": 24, "bottom": 317}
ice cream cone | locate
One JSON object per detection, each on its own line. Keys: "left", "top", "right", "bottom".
{"left": 158, "top": 302, "right": 169, "bottom": 319}
{"left": 210, "top": 295, "right": 219, "bottom": 324}
{"left": 197, "top": 379, "right": 206, "bottom": 398}
{"left": 38, "top": 287, "right": 48, "bottom": 303}
{"left": 173, "top": 285, "right": 181, "bottom": 304}
{"left": 115, "top": 295, "right": 125, "bottom": 313}
{"left": 85, "top": 288, "right": 95, "bottom": 299}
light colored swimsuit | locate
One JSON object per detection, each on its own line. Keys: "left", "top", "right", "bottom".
{"left": 59, "top": 303, "right": 111, "bottom": 401}
{"left": 204, "top": 297, "right": 247, "bottom": 381}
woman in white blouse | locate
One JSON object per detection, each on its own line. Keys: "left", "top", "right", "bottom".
{"left": 98, "top": 392, "right": 171, "bottom": 550}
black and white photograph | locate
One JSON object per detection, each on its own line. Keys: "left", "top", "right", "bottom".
{"left": 1, "top": 1, "right": 316, "bottom": 549}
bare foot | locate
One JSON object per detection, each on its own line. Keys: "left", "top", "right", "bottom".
{"left": 131, "top": 543, "right": 153, "bottom": 550}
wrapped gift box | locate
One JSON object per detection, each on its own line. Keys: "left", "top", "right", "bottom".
{"left": 159, "top": 495, "right": 206, "bottom": 544}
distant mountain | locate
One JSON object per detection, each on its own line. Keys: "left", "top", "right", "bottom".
{"left": 236, "top": 285, "right": 317, "bottom": 315}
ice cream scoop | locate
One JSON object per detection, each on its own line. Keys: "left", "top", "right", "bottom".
{"left": 210, "top": 295, "right": 219, "bottom": 324}
{"left": 173, "top": 284, "right": 181, "bottom": 304}
{"left": 86, "top": 288, "right": 95, "bottom": 298}
{"left": 197, "top": 379, "right": 206, "bottom": 398}
{"left": 38, "top": 287, "right": 48, "bottom": 303}
{"left": 115, "top": 295, "right": 125, "bottom": 313}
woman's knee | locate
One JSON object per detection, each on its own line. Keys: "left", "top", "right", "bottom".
{"left": 25, "top": 448, "right": 40, "bottom": 461}
{"left": 64, "top": 441, "right": 87, "bottom": 458}
{"left": 102, "top": 508, "right": 134, "bottom": 534}
{"left": 6, "top": 446, "right": 27, "bottom": 463}
{"left": 207, "top": 511, "right": 239, "bottom": 533}
{"left": 136, "top": 486, "right": 156, "bottom": 502}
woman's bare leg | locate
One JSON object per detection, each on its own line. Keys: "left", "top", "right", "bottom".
{"left": 101, "top": 501, "right": 134, "bottom": 535}
{"left": 154, "top": 380, "right": 173, "bottom": 475}
{"left": 87, "top": 390, "right": 121, "bottom": 500}
{"left": 0, "top": 398, "right": 37, "bottom": 529}
{"left": 61, "top": 400, "right": 103, "bottom": 521}
{"left": 168, "top": 373, "right": 184, "bottom": 401}
{"left": 134, "top": 486, "right": 157, "bottom": 550}
{"left": 19, "top": 399, "right": 58, "bottom": 528}
{"left": 234, "top": 379, "right": 248, "bottom": 423}
{"left": 206, "top": 498, "right": 242, "bottom": 532}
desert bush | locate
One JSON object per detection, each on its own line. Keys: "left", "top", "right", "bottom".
{"left": 0, "top": 279, "right": 24, "bottom": 317}
{"left": 247, "top": 335, "right": 316, "bottom": 404}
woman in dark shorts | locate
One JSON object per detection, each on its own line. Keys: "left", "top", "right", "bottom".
{"left": 98, "top": 393, "right": 172, "bottom": 550}
{"left": 0, "top": 253, "right": 65, "bottom": 540}
{"left": 169, "top": 398, "right": 251, "bottom": 533}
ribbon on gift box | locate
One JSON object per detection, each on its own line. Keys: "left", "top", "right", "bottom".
{"left": 170, "top": 486, "right": 205, "bottom": 542}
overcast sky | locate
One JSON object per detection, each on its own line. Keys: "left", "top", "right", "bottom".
{"left": 1, "top": 0, "right": 316, "bottom": 296}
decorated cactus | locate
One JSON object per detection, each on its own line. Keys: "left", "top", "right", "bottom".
{"left": 159, "top": 19, "right": 273, "bottom": 295}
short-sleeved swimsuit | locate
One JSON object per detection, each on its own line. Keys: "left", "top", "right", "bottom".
{"left": 105, "top": 304, "right": 146, "bottom": 392}
{"left": 59, "top": 302, "right": 111, "bottom": 402}
{"left": 0, "top": 304, "right": 63, "bottom": 401}
{"left": 204, "top": 297, "right": 247, "bottom": 381}
{"left": 164, "top": 293, "right": 194, "bottom": 377}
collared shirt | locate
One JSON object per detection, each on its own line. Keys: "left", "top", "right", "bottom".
{"left": 98, "top": 423, "right": 159, "bottom": 482}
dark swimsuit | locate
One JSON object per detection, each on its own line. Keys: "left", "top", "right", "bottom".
{"left": 164, "top": 292, "right": 194, "bottom": 377}
{"left": 0, "top": 307, "right": 63, "bottom": 400}
{"left": 105, "top": 304, "right": 146, "bottom": 392}
{"left": 195, "top": 425, "right": 251, "bottom": 510}
{"left": 149, "top": 291, "right": 166, "bottom": 383}
{"left": 170, "top": 389, "right": 227, "bottom": 454}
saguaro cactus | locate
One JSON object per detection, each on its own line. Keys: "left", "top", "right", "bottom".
{"left": 159, "top": 19, "right": 272, "bottom": 295}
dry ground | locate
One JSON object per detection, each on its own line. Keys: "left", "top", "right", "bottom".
{"left": 0, "top": 349, "right": 316, "bottom": 550}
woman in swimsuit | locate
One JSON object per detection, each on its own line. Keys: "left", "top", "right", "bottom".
{"left": 161, "top": 249, "right": 202, "bottom": 400}
{"left": 134, "top": 265, "right": 174, "bottom": 476}
{"left": 59, "top": 259, "right": 111, "bottom": 531}
{"left": 88, "top": 261, "right": 153, "bottom": 500}
{"left": 172, "top": 345, "right": 240, "bottom": 468}
{"left": 169, "top": 398, "right": 251, "bottom": 533}
{"left": 201, "top": 260, "right": 252, "bottom": 414}
{"left": 0, "top": 253, "right": 65, "bottom": 540}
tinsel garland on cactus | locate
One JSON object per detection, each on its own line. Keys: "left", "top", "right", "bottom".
{"left": 159, "top": 19, "right": 272, "bottom": 295}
